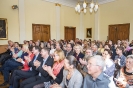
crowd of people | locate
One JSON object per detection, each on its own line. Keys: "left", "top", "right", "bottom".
{"left": 0, "top": 38, "right": 133, "bottom": 88}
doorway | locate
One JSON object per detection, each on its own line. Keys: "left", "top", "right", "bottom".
{"left": 32, "top": 24, "right": 50, "bottom": 42}
{"left": 64, "top": 26, "right": 76, "bottom": 41}
{"left": 108, "top": 23, "right": 130, "bottom": 44}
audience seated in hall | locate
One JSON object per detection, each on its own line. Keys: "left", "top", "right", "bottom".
{"left": 0, "top": 39, "right": 133, "bottom": 88}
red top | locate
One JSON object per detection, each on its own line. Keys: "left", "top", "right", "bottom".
{"left": 21, "top": 53, "right": 34, "bottom": 71}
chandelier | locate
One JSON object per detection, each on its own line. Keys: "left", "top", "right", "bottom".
{"left": 75, "top": 0, "right": 99, "bottom": 13}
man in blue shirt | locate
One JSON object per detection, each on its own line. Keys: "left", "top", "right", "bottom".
{"left": 83, "top": 55, "right": 110, "bottom": 88}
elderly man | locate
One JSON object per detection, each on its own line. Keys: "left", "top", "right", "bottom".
{"left": 83, "top": 55, "right": 110, "bottom": 88}
{"left": 91, "top": 45, "right": 101, "bottom": 55}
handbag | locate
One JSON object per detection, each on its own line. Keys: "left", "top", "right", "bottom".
{"left": 44, "top": 81, "right": 51, "bottom": 88}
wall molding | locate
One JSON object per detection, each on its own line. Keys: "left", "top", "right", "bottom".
{"left": 44, "top": 0, "right": 116, "bottom": 7}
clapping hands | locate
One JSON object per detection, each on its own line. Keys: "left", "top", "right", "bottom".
{"left": 79, "top": 58, "right": 87, "bottom": 65}
{"left": 50, "top": 83, "right": 61, "bottom": 88}
{"left": 42, "top": 65, "right": 53, "bottom": 76}
{"left": 24, "top": 56, "right": 31, "bottom": 63}
{"left": 34, "top": 60, "right": 41, "bottom": 68}
{"left": 116, "top": 77, "right": 127, "bottom": 88}
{"left": 16, "top": 58, "right": 23, "bottom": 62}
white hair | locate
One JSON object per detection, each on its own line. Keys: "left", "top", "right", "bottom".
{"left": 90, "top": 55, "right": 105, "bottom": 70}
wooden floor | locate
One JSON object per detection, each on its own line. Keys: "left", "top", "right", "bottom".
{"left": 0, "top": 73, "right": 9, "bottom": 88}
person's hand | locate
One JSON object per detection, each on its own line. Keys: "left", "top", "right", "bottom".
{"left": 10, "top": 47, "right": 14, "bottom": 52}
{"left": 17, "top": 58, "right": 23, "bottom": 62}
{"left": 24, "top": 56, "right": 31, "bottom": 62}
{"left": 50, "top": 83, "right": 61, "bottom": 88}
{"left": 116, "top": 77, "right": 127, "bottom": 88}
{"left": 42, "top": 65, "right": 48, "bottom": 71}
{"left": 79, "top": 58, "right": 87, "bottom": 65}
{"left": 34, "top": 60, "right": 41, "bottom": 68}
{"left": 46, "top": 66, "right": 53, "bottom": 76}
{"left": 12, "top": 54, "right": 17, "bottom": 58}
{"left": 79, "top": 58, "right": 83, "bottom": 64}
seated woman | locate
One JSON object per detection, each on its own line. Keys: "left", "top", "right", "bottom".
{"left": 18, "top": 46, "right": 34, "bottom": 71}
{"left": 116, "top": 55, "right": 133, "bottom": 88}
{"left": 51, "top": 55, "right": 83, "bottom": 88}
{"left": 33, "top": 49, "right": 64, "bottom": 88}
{"left": 73, "top": 44, "right": 84, "bottom": 67}
{"left": 102, "top": 49, "right": 116, "bottom": 88}
{"left": 98, "top": 42, "right": 104, "bottom": 54}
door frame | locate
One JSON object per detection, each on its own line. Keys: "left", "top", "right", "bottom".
{"left": 64, "top": 26, "right": 76, "bottom": 41}
{"left": 32, "top": 24, "right": 51, "bottom": 41}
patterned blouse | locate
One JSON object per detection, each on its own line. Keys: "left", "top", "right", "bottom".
{"left": 118, "top": 67, "right": 133, "bottom": 87}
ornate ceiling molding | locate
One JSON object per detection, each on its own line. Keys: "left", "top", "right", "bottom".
{"left": 44, "top": 0, "right": 116, "bottom": 7}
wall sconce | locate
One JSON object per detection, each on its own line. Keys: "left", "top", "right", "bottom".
{"left": 12, "top": 5, "right": 18, "bottom": 9}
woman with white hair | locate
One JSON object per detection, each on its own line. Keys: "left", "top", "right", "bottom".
{"left": 116, "top": 55, "right": 133, "bottom": 88}
{"left": 73, "top": 44, "right": 84, "bottom": 67}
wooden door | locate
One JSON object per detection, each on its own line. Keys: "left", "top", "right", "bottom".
{"left": 109, "top": 25, "right": 118, "bottom": 43}
{"left": 41, "top": 25, "right": 50, "bottom": 42}
{"left": 108, "top": 23, "right": 130, "bottom": 44}
{"left": 65, "top": 27, "right": 76, "bottom": 41}
{"left": 32, "top": 24, "right": 50, "bottom": 42}
{"left": 117, "top": 24, "right": 130, "bottom": 41}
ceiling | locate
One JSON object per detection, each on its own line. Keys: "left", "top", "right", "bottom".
{"left": 44, "top": 0, "right": 115, "bottom": 7}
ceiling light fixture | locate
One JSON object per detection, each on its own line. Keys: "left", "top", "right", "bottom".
{"left": 75, "top": 0, "right": 99, "bottom": 13}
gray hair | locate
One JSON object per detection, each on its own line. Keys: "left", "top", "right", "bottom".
{"left": 66, "top": 55, "right": 77, "bottom": 68}
{"left": 127, "top": 55, "right": 133, "bottom": 59}
{"left": 90, "top": 55, "right": 105, "bottom": 70}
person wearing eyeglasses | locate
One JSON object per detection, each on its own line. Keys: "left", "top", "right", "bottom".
{"left": 115, "top": 55, "right": 133, "bottom": 88}
{"left": 83, "top": 55, "right": 110, "bottom": 88}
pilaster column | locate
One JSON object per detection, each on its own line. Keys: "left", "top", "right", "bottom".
{"left": 79, "top": 12, "right": 84, "bottom": 39}
{"left": 18, "top": 0, "right": 26, "bottom": 44}
{"left": 94, "top": 8, "right": 100, "bottom": 40}
{"left": 55, "top": 3, "right": 61, "bottom": 40}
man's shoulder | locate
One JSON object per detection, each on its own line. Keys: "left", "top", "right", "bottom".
{"left": 102, "top": 74, "right": 110, "bottom": 83}
{"left": 37, "top": 54, "right": 43, "bottom": 60}
{"left": 47, "top": 56, "right": 54, "bottom": 64}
